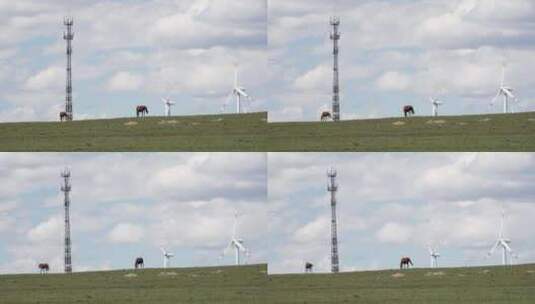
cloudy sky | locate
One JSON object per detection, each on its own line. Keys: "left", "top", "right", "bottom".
{"left": 0, "top": 0, "right": 267, "bottom": 121}
{"left": 0, "top": 153, "right": 268, "bottom": 274}
{"left": 268, "top": 0, "right": 535, "bottom": 121}
{"left": 268, "top": 153, "right": 535, "bottom": 273}
{"left": 2, "top": 0, "right": 535, "bottom": 122}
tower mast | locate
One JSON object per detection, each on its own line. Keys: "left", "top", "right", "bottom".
{"left": 64, "top": 17, "right": 74, "bottom": 121}
{"left": 327, "top": 167, "right": 339, "bottom": 273}
{"left": 61, "top": 168, "right": 72, "bottom": 273}
{"left": 330, "top": 17, "right": 341, "bottom": 121}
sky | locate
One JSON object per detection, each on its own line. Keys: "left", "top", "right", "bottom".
{"left": 0, "top": 0, "right": 268, "bottom": 121}
{"left": 0, "top": 153, "right": 268, "bottom": 274}
{"left": 3, "top": 152, "right": 535, "bottom": 275}
{"left": 267, "top": 153, "right": 535, "bottom": 273}
{"left": 2, "top": 0, "right": 535, "bottom": 122}
{"left": 268, "top": 0, "right": 535, "bottom": 121}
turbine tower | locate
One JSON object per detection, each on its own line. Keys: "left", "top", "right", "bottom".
{"left": 430, "top": 97, "right": 443, "bottom": 117}
{"left": 63, "top": 17, "right": 74, "bottom": 121}
{"left": 488, "top": 208, "right": 515, "bottom": 266}
{"left": 61, "top": 168, "right": 72, "bottom": 273}
{"left": 327, "top": 167, "right": 339, "bottom": 273}
{"left": 160, "top": 247, "right": 174, "bottom": 268}
{"left": 330, "top": 17, "right": 341, "bottom": 121}
{"left": 491, "top": 64, "right": 517, "bottom": 114}
{"left": 222, "top": 212, "right": 248, "bottom": 265}
{"left": 428, "top": 245, "right": 440, "bottom": 268}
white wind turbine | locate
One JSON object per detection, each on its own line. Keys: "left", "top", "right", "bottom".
{"left": 488, "top": 208, "right": 515, "bottom": 266}
{"left": 430, "top": 97, "right": 444, "bottom": 117}
{"left": 221, "top": 212, "right": 248, "bottom": 265}
{"left": 162, "top": 97, "right": 175, "bottom": 117}
{"left": 223, "top": 66, "right": 252, "bottom": 114}
{"left": 427, "top": 244, "right": 440, "bottom": 268}
{"left": 160, "top": 247, "right": 174, "bottom": 269}
{"left": 491, "top": 64, "right": 517, "bottom": 114}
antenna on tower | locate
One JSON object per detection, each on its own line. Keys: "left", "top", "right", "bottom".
{"left": 61, "top": 168, "right": 72, "bottom": 273}
{"left": 327, "top": 167, "right": 340, "bottom": 273}
{"left": 330, "top": 16, "right": 341, "bottom": 121}
{"left": 63, "top": 17, "right": 74, "bottom": 121}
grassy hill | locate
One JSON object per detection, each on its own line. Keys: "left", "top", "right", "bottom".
{"left": 1, "top": 264, "right": 534, "bottom": 303}
{"left": 0, "top": 112, "right": 267, "bottom": 152}
{"left": 0, "top": 264, "right": 267, "bottom": 304}
{"left": 265, "top": 112, "right": 535, "bottom": 151}
{"left": 267, "top": 264, "right": 535, "bottom": 303}
{"left": 1, "top": 111, "right": 535, "bottom": 151}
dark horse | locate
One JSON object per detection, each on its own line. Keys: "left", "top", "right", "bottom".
{"left": 136, "top": 105, "right": 149, "bottom": 118}
{"left": 59, "top": 111, "right": 69, "bottom": 122}
{"left": 400, "top": 257, "right": 413, "bottom": 269}
{"left": 134, "top": 257, "right": 144, "bottom": 269}
{"left": 38, "top": 263, "right": 49, "bottom": 274}
{"left": 320, "top": 111, "right": 332, "bottom": 121}
{"left": 305, "top": 262, "right": 313, "bottom": 273}
{"left": 403, "top": 105, "right": 415, "bottom": 117}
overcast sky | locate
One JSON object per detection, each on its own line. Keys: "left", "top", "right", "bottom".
{"left": 2, "top": 0, "right": 535, "bottom": 122}
{"left": 267, "top": 153, "right": 535, "bottom": 273}
{"left": 0, "top": 0, "right": 268, "bottom": 121}
{"left": 268, "top": 0, "right": 535, "bottom": 121}
{"left": 2, "top": 152, "right": 535, "bottom": 274}
{"left": 0, "top": 153, "right": 268, "bottom": 274}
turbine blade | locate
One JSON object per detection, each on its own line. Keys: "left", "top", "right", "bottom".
{"left": 502, "top": 242, "right": 513, "bottom": 253}
{"left": 488, "top": 240, "right": 500, "bottom": 256}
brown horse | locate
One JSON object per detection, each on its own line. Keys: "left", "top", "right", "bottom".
{"left": 136, "top": 105, "right": 148, "bottom": 118}
{"left": 38, "top": 263, "right": 49, "bottom": 274}
{"left": 134, "top": 257, "right": 144, "bottom": 269}
{"left": 305, "top": 262, "right": 313, "bottom": 273}
{"left": 400, "top": 257, "right": 413, "bottom": 269}
{"left": 403, "top": 105, "right": 415, "bottom": 117}
{"left": 59, "top": 111, "right": 69, "bottom": 122}
{"left": 320, "top": 111, "right": 332, "bottom": 121}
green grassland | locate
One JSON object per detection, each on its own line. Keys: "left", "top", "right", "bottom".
{"left": 1, "top": 111, "right": 535, "bottom": 151}
{"left": 2, "top": 264, "right": 534, "bottom": 303}
{"left": 0, "top": 112, "right": 267, "bottom": 152}
{"left": 0, "top": 264, "right": 267, "bottom": 304}
{"left": 266, "top": 264, "right": 535, "bottom": 303}
{"left": 265, "top": 112, "right": 535, "bottom": 151}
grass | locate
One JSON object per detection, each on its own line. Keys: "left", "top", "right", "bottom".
{"left": 0, "top": 264, "right": 267, "bottom": 304}
{"left": 266, "top": 264, "right": 535, "bottom": 303}
{"left": 2, "top": 264, "right": 534, "bottom": 303}
{"left": 0, "top": 112, "right": 267, "bottom": 152}
{"left": 265, "top": 112, "right": 535, "bottom": 151}
{"left": 1, "top": 111, "right": 535, "bottom": 151}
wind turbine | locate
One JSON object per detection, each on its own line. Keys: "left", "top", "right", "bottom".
{"left": 487, "top": 208, "right": 514, "bottom": 266}
{"left": 160, "top": 247, "right": 174, "bottom": 269}
{"left": 223, "top": 66, "right": 251, "bottom": 114}
{"left": 162, "top": 97, "right": 175, "bottom": 117}
{"left": 221, "top": 212, "right": 248, "bottom": 265}
{"left": 430, "top": 97, "right": 444, "bottom": 117}
{"left": 491, "top": 64, "right": 517, "bottom": 114}
{"left": 427, "top": 245, "right": 440, "bottom": 268}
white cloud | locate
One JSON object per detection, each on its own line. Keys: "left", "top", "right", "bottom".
{"left": 375, "top": 71, "right": 410, "bottom": 91}
{"left": 108, "top": 223, "right": 145, "bottom": 243}
{"left": 106, "top": 71, "right": 143, "bottom": 91}
{"left": 24, "top": 66, "right": 63, "bottom": 91}
{"left": 376, "top": 222, "right": 413, "bottom": 244}
{"left": 27, "top": 216, "right": 62, "bottom": 242}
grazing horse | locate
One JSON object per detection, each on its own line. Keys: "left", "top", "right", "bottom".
{"left": 320, "top": 111, "right": 332, "bottom": 121}
{"left": 134, "top": 257, "right": 144, "bottom": 269}
{"left": 400, "top": 257, "right": 413, "bottom": 269}
{"left": 59, "top": 111, "right": 69, "bottom": 122}
{"left": 38, "top": 263, "right": 49, "bottom": 274}
{"left": 305, "top": 262, "right": 313, "bottom": 273}
{"left": 136, "top": 105, "right": 149, "bottom": 118}
{"left": 403, "top": 105, "right": 415, "bottom": 117}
